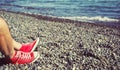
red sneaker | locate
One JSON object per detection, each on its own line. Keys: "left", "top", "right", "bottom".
{"left": 10, "top": 51, "right": 39, "bottom": 64}
{"left": 20, "top": 38, "right": 39, "bottom": 52}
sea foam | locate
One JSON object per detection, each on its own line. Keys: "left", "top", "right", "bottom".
{"left": 60, "top": 16, "right": 119, "bottom": 23}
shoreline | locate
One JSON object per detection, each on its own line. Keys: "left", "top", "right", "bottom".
{"left": 0, "top": 10, "right": 120, "bottom": 69}
{"left": 0, "top": 10, "right": 120, "bottom": 30}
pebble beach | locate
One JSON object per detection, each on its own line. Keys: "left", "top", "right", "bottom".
{"left": 0, "top": 10, "right": 120, "bottom": 70}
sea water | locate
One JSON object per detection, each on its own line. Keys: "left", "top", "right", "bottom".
{"left": 0, "top": 0, "right": 120, "bottom": 26}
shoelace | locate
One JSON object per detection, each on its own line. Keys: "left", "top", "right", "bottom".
{"left": 15, "top": 51, "right": 31, "bottom": 60}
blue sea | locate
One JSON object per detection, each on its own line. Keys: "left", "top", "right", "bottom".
{"left": 0, "top": 0, "right": 120, "bottom": 26}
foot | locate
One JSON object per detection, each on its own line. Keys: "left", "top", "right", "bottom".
{"left": 19, "top": 38, "right": 39, "bottom": 52}
{"left": 10, "top": 51, "right": 39, "bottom": 64}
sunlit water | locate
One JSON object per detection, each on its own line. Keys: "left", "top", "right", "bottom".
{"left": 0, "top": 0, "right": 120, "bottom": 26}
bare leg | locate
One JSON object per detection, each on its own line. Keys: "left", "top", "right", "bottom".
{"left": 0, "top": 17, "right": 38, "bottom": 52}
{"left": 0, "top": 17, "right": 39, "bottom": 64}
{"left": 0, "top": 17, "right": 15, "bottom": 58}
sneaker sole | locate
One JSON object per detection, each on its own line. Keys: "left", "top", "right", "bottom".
{"left": 31, "top": 38, "right": 40, "bottom": 52}
{"left": 31, "top": 52, "right": 40, "bottom": 63}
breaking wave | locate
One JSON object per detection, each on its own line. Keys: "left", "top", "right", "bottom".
{"left": 60, "top": 16, "right": 119, "bottom": 23}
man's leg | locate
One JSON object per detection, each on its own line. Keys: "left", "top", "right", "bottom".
{"left": 0, "top": 17, "right": 15, "bottom": 58}
{"left": 0, "top": 17, "right": 39, "bottom": 52}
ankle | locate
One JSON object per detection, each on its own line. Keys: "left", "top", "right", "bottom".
{"left": 13, "top": 40, "right": 22, "bottom": 50}
{"left": 9, "top": 50, "right": 16, "bottom": 58}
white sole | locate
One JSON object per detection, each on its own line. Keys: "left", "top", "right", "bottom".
{"left": 31, "top": 38, "right": 40, "bottom": 52}
{"left": 31, "top": 52, "right": 40, "bottom": 63}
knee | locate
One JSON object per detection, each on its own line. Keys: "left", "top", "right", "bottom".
{"left": 0, "top": 17, "right": 6, "bottom": 29}
{"left": 0, "top": 17, "right": 4, "bottom": 22}
{"left": 0, "top": 17, "right": 7, "bottom": 34}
